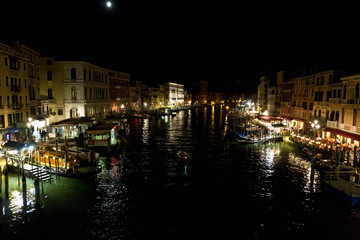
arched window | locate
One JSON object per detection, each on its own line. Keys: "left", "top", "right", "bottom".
{"left": 343, "top": 85, "right": 347, "bottom": 99}
{"left": 326, "top": 110, "right": 329, "bottom": 121}
{"left": 337, "top": 89, "right": 341, "bottom": 99}
{"left": 71, "top": 87, "right": 77, "bottom": 99}
{"left": 48, "top": 88, "right": 53, "bottom": 99}
{"left": 353, "top": 109, "right": 357, "bottom": 126}
{"left": 47, "top": 71, "right": 52, "bottom": 80}
{"left": 333, "top": 89, "right": 336, "bottom": 98}
{"left": 71, "top": 68, "right": 76, "bottom": 80}
{"left": 356, "top": 83, "right": 360, "bottom": 98}
{"left": 318, "top": 109, "right": 322, "bottom": 119}
{"left": 330, "top": 111, "right": 335, "bottom": 121}
{"left": 335, "top": 110, "right": 340, "bottom": 122}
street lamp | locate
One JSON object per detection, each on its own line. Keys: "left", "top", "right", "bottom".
{"left": 311, "top": 120, "right": 321, "bottom": 146}
{"left": 27, "top": 118, "right": 33, "bottom": 142}
{"left": 311, "top": 120, "right": 320, "bottom": 134}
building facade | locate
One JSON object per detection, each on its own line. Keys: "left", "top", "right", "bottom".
{"left": 39, "top": 59, "right": 111, "bottom": 123}
{"left": 0, "top": 41, "right": 40, "bottom": 140}
{"left": 108, "top": 70, "right": 130, "bottom": 113}
{"left": 164, "top": 82, "right": 184, "bottom": 108}
{"left": 149, "top": 84, "right": 165, "bottom": 111}
{"left": 323, "top": 73, "right": 360, "bottom": 146}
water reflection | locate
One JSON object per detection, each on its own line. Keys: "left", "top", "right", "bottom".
{"left": 3, "top": 107, "right": 360, "bottom": 239}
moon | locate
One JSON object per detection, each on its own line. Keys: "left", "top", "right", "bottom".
{"left": 106, "top": 1, "right": 112, "bottom": 7}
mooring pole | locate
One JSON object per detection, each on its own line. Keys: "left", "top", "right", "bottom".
{"left": 0, "top": 166, "right": 2, "bottom": 193}
{"left": 34, "top": 179, "right": 40, "bottom": 210}
{"left": 4, "top": 168, "right": 9, "bottom": 199}
{"left": 22, "top": 175, "right": 27, "bottom": 207}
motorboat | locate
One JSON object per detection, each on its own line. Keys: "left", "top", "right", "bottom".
{"left": 177, "top": 150, "right": 190, "bottom": 161}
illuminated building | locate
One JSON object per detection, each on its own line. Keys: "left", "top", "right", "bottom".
{"left": 323, "top": 73, "right": 360, "bottom": 146}
{"left": 149, "top": 84, "right": 165, "bottom": 111}
{"left": 164, "top": 82, "right": 184, "bottom": 108}
{"left": 39, "top": 58, "right": 111, "bottom": 123}
{"left": 0, "top": 41, "right": 40, "bottom": 140}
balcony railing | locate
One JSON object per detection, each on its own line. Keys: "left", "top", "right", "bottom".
{"left": 328, "top": 98, "right": 347, "bottom": 104}
{"left": 10, "top": 86, "right": 21, "bottom": 92}
{"left": 12, "top": 104, "right": 23, "bottom": 110}
{"left": 347, "top": 98, "right": 360, "bottom": 104}
{"left": 327, "top": 120, "right": 339, "bottom": 129}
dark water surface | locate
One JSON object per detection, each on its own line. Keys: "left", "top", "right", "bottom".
{"left": 2, "top": 106, "right": 360, "bottom": 240}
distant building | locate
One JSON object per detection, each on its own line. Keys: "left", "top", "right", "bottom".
{"left": 149, "top": 84, "right": 165, "bottom": 110}
{"left": 164, "top": 82, "right": 184, "bottom": 108}
{"left": 108, "top": 70, "right": 130, "bottom": 113}
{"left": 190, "top": 80, "right": 208, "bottom": 106}
{"left": 129, "top": 81, "right": 142, "bottom": 112}
{"left": 257, "top": 75, "right": 270, "bottom": 113}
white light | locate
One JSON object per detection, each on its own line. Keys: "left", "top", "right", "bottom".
{"left": 106, "top": 1, "right": 112, "bottom": 7}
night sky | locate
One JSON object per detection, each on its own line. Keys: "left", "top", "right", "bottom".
{"left": 1, "top": 0, "right": 360, "bottom": 93}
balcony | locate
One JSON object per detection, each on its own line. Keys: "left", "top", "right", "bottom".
{"left": 65, "top": 99, "right": 84, "bottom": 104}
{"left": 347, "top": 98, "right": 360, "bottom": 104}
{"left": 10, "top": 86, "right": 21, "bottom": 92}
{"left": 40, "top": 95, "right": 56, "bottom": 104}
{"left": 340, "top": 123, "right": 358, "bottom": 133}
{"left": 327, "top": 120, "right": 339, "bottom": 129}
{"left": 12, "top": 104, "right": 23, "bottom": 110}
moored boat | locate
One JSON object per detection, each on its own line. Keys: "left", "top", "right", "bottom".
{"left": 236, "top": 137, "right": 265, "bottom": 144}
{"left": 177, "top": 150, "right": 190, "bottom": 161}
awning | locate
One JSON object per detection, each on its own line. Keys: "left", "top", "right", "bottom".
{"left": 51, "top": 117, "right": 94, "bottom": 127}
{"left": 280, "top": 116, "right": 293, "bottom": 121}
{"left": 323, "top": 127, "right": 360, "bottom": 141}
{"left": 257, "top": 115, "right": 283, "bottom": 121}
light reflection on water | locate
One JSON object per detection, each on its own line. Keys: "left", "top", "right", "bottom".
{"left": 2, "top": 106, "right": 360, "bottom": 239}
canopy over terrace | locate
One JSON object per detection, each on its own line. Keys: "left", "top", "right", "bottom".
{"left": 280, "top": 116, "right": 304, "bottom": 131}
{"left": 323, "top": 127, "right": 360, "bottom": 147}
{"left": 50, "top": 117, "right": 96, "bottom": 139}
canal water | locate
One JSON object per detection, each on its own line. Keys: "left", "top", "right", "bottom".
{"left": 2, "top": 106, "right": 360, "bottom": 240}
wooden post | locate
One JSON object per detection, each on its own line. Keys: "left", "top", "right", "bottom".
{"left": 48, "top": 155, "right": 52, "bottom": 183}
{"left": 0, "top": 196, "right": 3, "bottom": 216}
{"left": 31, "top": 150, "right": 33, "bottom": 178}
{"left": 34, "top": 179, "right": 40, "bottom": 210}
{"left": 0, "top": 166, "right": 2, "bottom": 193}
{"left": 22, "top": 175, "right": 27, "bottom": 207}
{"left": 17, "top": 157, "right": 20, "bottom": 187}
{"left": 4, "top": 169, "right": 9, "bottom": 199}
